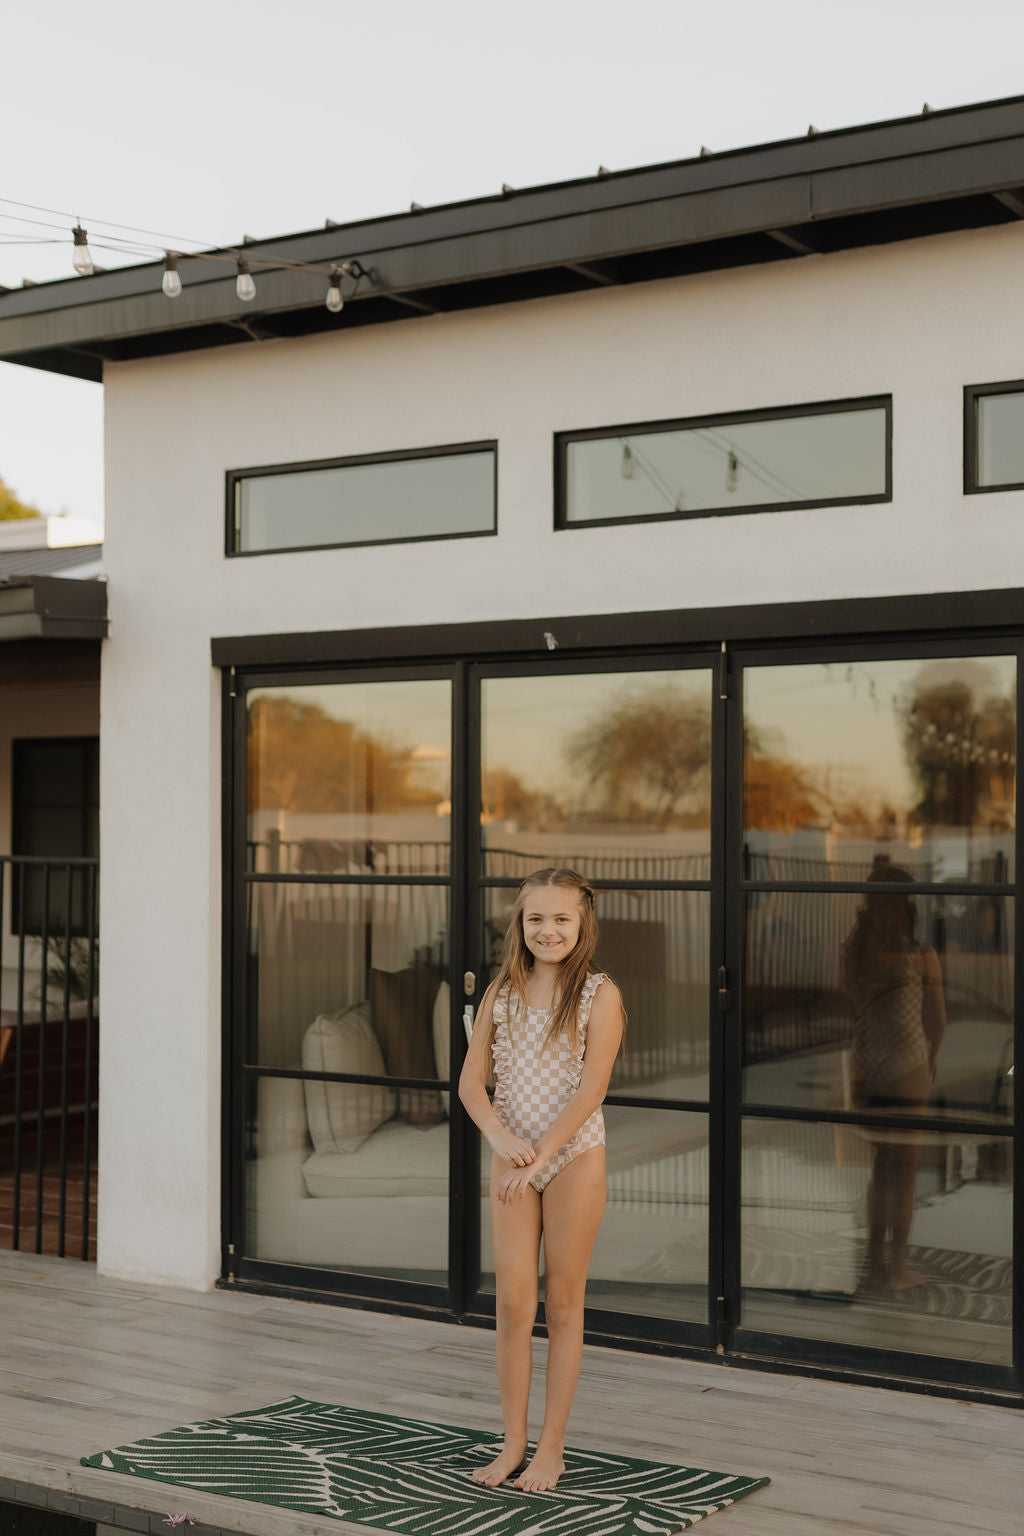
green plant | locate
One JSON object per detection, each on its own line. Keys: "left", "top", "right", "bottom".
{"left": 45, "top": 936, "right": 98, "bottom": 1002}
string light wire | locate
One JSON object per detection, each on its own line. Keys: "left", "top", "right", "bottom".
{"left": 0, "top": 194, "right": 372, "bottom": 306}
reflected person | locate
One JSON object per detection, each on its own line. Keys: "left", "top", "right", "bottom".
{"left": 841, "top": 864, "right": 946, "bottom": 1292}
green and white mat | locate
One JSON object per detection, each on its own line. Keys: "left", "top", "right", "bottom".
{"left": 82, "top": 1394, "right": 770, "bottom": 1534}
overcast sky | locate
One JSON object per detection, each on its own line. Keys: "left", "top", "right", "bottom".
{"left": 2, "top": 0, "right": 1023, "bottom": 537}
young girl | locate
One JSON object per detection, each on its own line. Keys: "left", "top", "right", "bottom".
{"left": 458, "top": 867, "right": 624, "bottom": 1494}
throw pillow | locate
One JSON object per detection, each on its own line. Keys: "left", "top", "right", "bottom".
{"left": 302, "top": 1002, "right": 396, "bottom": 1154}
{"left": 370, "top": 966, "right": 445, "bottom": 1127}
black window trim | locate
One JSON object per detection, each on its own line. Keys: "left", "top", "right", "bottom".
{"left": 225, "top": 438, "right": 499, "bottom": 559}
{"left": 554, "top": 394, "right": 893, "bottom": 530}
{"left": 964, "top": 379, "right": 1024, "bottom": 495}
{"left": 10, "top": 733, "right": 100, "bottom": 936}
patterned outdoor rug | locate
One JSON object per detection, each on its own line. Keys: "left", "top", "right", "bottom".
{"left": 82, "top": 1394, "right": 771, "bottom": 1534}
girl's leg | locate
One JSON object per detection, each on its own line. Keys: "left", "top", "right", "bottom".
{"left": 514, "top": 1147, "right": 606, "bottom": 1494}
{"left": 472, "top": 1154, "right": 543, "bottom": 1487}
{"left": 881, "top": 1067, "right": 929, "bottom": 1290}
{"left": 864, "top": 1144, "right": 891, "bottom": 1288}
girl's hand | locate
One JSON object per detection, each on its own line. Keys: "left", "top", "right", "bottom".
{"left": 487, "top": 1128, "right": 536, "bottom": 1167}
{"left": 497, "top": 1163, "right": 539, "bottom": 1203}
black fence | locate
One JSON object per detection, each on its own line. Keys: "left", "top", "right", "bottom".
{"left": 0, "top": 856, "right": 98, "bottom": 1260}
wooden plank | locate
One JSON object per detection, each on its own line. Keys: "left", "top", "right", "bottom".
{"left": 0, "top": 1249, "right": 1019, "bottom": 1536}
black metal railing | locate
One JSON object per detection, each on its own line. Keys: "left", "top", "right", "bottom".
{"left": 0, "top": 855, "right": 98, "bottom": 1260}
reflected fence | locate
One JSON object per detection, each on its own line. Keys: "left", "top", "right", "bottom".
{"left": 246, "top": 837, "right": 712, "bottom": 1087}
{"left": 0, "top": 855, "right": 99, "bottom": 1260}
{"left": 246, "top": 836, "right": 1015, "bottom": 1100}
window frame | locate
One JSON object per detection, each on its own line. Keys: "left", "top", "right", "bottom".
{"left": 554, "top": 394, "right": 893, "bottom": 530}
{"left": 225, "top": 439, "right": 499, "bottom": 559}
{"left": 10, "top": 734, "right": 100, "bottom": 935}
{"left": 964, "top": 380, "right": 1024, "bottom": 495}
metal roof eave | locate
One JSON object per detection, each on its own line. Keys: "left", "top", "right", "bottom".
{"left": 4, "top": 94, "right": 1024, "bottom": 380}
{"left": 0, "top": 576, "right": 108, "bottom": 641}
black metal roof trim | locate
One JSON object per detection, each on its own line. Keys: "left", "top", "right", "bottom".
{"left": 0, "top": 575, "right": 108, "bottom": 641}
{"left": 6, "top": 93, "right": 1024, "bottom": 381}
{"left": 210, "top": 587, "right": 1024, "bottom": 669}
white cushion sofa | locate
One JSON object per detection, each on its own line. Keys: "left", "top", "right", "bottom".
{"left": 250, "top": 982, "right": 867, "bottom": 1296}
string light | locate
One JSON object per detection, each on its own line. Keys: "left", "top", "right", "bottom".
{"left": 71, "top": 225, "right": 94, "bottom": 276}
{"left": 326, "top": 266, "right": 345, "bottom": 313}
{"left": 235, "top": 256, "right": 256, "bottom": 303}
{"left": 0, "top": 197, "right": 375, "bottom": 315}
{"left": 161, "top": 253, "right": 182, "bottom": 298}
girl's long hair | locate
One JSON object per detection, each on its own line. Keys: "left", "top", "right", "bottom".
{"left": 487, "top": 867, "right": 601, "bottom": 1061}
{"left": 841, "top": 861, "right": 918, "bottom": 992}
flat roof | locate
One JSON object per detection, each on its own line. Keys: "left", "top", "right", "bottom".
{"left": 0, "top": 575, "right": 108, "bottom": 642}
{"left": 3, "top": 94, "right": 1024, "bottom": 382}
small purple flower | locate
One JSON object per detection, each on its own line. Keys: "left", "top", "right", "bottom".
{"left": 163, "top": 1517, "right": 195, "bottom": 1528}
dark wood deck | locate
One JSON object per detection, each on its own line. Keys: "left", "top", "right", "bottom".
{"left": 0, "top": 1250, "right": 1020, "bottom": 1536}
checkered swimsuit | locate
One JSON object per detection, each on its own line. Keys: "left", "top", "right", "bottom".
{"left": 491, "top": 971, "right": 607, "bottom": 1193}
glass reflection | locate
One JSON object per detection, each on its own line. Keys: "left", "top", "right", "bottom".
{"left": 565, "top": 405, "right": 887, "bottom": 523}
{"left": 484, "top": 887, "right": 709, "bottom": 1100}
{"left": 741, "top": 1117, "right": 1012, "bottom": 1364}
{"left": 743, "top": 891, "right": 1013, "bottom": 1123}
{"left": 976, "top": 391, "right": 1024, "bottom": 488}
{"left": 246, "top": 881, "right": 449, "bottom": 1072}
{"left": 247, "top": 680, "right": 452, "bottom": 876}
{"left": 480, "top": 1108, "right": 708, "bottom": 1324}
{"left": 246, "top": 1075, "right": 448, "bottom": 1282}
{"left": 237, "top": 448, "right": 495, "bottom": 554}
{"left": 743, "top": 656, "right": 1016, "bottom": 881}
{"left": 482, "top": 670, "right": 712, "bottom": 875}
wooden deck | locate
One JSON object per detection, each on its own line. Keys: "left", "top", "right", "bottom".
{"left": 0, "top": 1249, "right": 1020, "bottom": 1536}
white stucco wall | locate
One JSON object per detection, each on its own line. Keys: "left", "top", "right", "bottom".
{"left": 98, "top": 218, "right": 1024, "bottom": 1288}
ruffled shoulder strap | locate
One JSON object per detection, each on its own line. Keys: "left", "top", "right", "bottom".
{"left": 578, "top": 971, "right": 608, "bottom": 1031}
{"left": 492, "top": 983, "right": 511, "bottom": 1026}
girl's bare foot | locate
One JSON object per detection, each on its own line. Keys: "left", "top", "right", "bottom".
{"left": 890, "top": 1268, "right": 927, "bottom": 1292}
{"left": 513, "top": 1446, "right": 565, "bottom": 1492}
{"left": 472, "top": 1442, "right": 528, "bottom": 1487}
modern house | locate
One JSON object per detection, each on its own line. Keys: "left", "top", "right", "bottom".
{"left": 0, "top": 93, "right": 1020, "bottom": 1406}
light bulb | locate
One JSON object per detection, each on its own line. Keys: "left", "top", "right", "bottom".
{"left": 725, "top": 451, "right": 740, "bottom": 493}
{"left": 235, "top": 257, "right": 256, "bottom": 302}
{"left": 620, "top": 444, "right": 634, "bottom": 480}
{"left": 325, "top": 268, "right": 344, "bottom": 313}
{"left": 72, "top": 225, "right": 94, "bottom": 276}
{"left": 162, "top": 255, "right": 182, "bottom": 298}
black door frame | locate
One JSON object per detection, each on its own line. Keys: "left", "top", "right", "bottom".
{"left": 218, "top": 598, "right": 1022, "bottom": 1403}
{"left": 723, "top": 634, "right": 1021, "bottom": 1395}
{"left": 459, "top": 649, "right": 724, "bottom": 1354}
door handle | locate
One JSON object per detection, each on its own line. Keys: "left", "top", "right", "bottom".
{"left": 463, "top": 970, "right": 476, "bottom": 997}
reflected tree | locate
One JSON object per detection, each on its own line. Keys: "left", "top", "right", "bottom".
{"left": 568, "top": 684, "right": 710, "bottom": 826}
{"left": 482, "top": 766, "right": 553, "bottom": 826}
{"left": 249, "top": 696, "right": 438, "bottom": 813}
{"left": 744, "top": 726, "right": 822, "bottom": 830}
{"left": 900, "top": 663, "right": 1015, "bottom": 830}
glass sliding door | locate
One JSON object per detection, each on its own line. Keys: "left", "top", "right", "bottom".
{"left": 473, "top": 660, "right": 719, "bottom": 1339}
{"left": 734, "top": 650, "right": 1016, "bottom": 1376}
{"left": 225, "top": 631, "right": 1019, "bottom": 1397}
{"left": 238, "top": 673, "right": 456, "bottom": 1300}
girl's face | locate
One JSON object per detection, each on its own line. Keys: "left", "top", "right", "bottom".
{"left": 521, "top": 884, "right": 583, "bottom": 966}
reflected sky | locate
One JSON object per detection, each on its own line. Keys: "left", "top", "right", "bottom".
{"left": 567, "top": 406, "right": 886, "bottom": 521}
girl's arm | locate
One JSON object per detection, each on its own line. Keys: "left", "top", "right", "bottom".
{"left": 920, "top": 945, "right": 947, "bottom": 1076}
{"left": 457, "top": 981, "right": 536, "bottom": 1167}
{"left": 531, "top": 980, "right": 624, "bottom": 1167}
